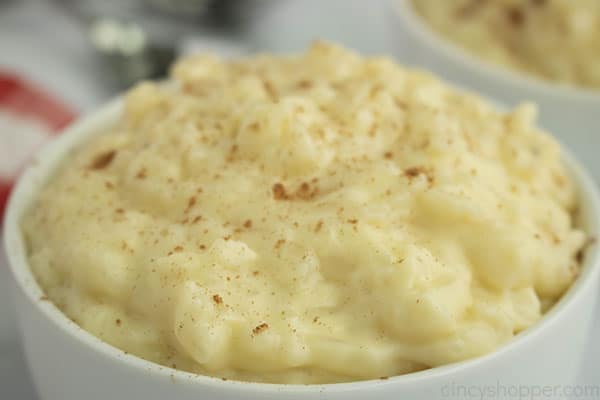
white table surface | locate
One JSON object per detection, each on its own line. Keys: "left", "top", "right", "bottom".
{"left": 0, "top": 0, "right": 598, "bottom": 399}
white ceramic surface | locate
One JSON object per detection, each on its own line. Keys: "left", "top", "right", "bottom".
{"left": 3, "top": 89, "right": 600, "bottom": 400}
{"left": 387, "top": 0, "right": 600, "bottom": 184}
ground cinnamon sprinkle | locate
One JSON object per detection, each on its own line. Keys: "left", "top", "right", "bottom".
{"left": 226, "top": 144, "right": 239, "bottom": 162}
{"left": 263, "top": 79, "right": 277, "bottom": 99}
{"left": 115, "top": 319, "right": 121, "bottom": 326}
{"left": 252, "top": 323, "right": 269, "bottom": 335}
{"left": 272, "top": 183, "right": 288, "bottom": 200}
{"left": 384, "top": 152, "right": 393, "bottom": 159}
{"left": 89, "top": 150, "right": 116, "bottom": 170}
{"left": 295, "top": 182, "right": 319, "bottom": 200}
{"left": 297, "top": 79, "right": 313, "bottom": 89}
{"left": 297, "top": 182, "right": 311, "bottom": 197}
{"left": 506, "top": 6, "right": 525, "bottom": 27}
{"left": 244, "top": 219, "right": 253, "bottom": 228}
{"left": 394, "top": 97, "right": 408, "bottom": 109}
{"left": 275, "top": 239, "right": 286, "bottom": 249}
{"left": 404, "top": 166, "right": 434, "bottom": 185}
{"left": 575, "top": 249, "right": 585, "bottom": 264}
{"left": 136, "top": 168, "right": 147, "bottom": 179}
{"left": 314, "top": 220, "right": 323, "bottom": 233}
{"left": 404, "top": 166, "right": 424, "bottom": 178}
{"left": 186, "top": 196, "right": 197, "bottom": 212}
{"left": 212, "top": 294, "right": 223, "bottom": 304}
{"left": 273, "top": 182, "right": 319, "bottom": 201}
{"left": 576, "top": 237, "right": 597, "bottom": 263}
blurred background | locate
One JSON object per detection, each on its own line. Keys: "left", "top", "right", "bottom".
{"left": 0, "top": 0, "right": 391, "bottom": 110}
{"left": 0, "top": 0, "right": 599, "bottom": 399}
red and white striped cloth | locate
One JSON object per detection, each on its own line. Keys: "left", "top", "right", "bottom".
{"left": 0, "top": 73, "right": 76, "bottom": 221}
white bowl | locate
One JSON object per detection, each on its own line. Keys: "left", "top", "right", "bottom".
{"left": 4, "top": 96, "right": 600, "bottom": 400}
{"left": 387, "top": 0, "right": 600, "bottom": 182}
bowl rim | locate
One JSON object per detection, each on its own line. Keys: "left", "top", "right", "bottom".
{"left": 391, "top": 0, "right": 600, "bottom": 100}
{"left": 3, "top": 95, "right": 600, "bottom": 392}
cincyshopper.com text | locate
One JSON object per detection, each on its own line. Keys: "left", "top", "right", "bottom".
{"left": 441, "top": 381, "right": 600, "bottom": 399}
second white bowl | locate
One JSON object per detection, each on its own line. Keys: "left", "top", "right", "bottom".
{"left": 387, "top": 0, "right": 600, "bottom": 182}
